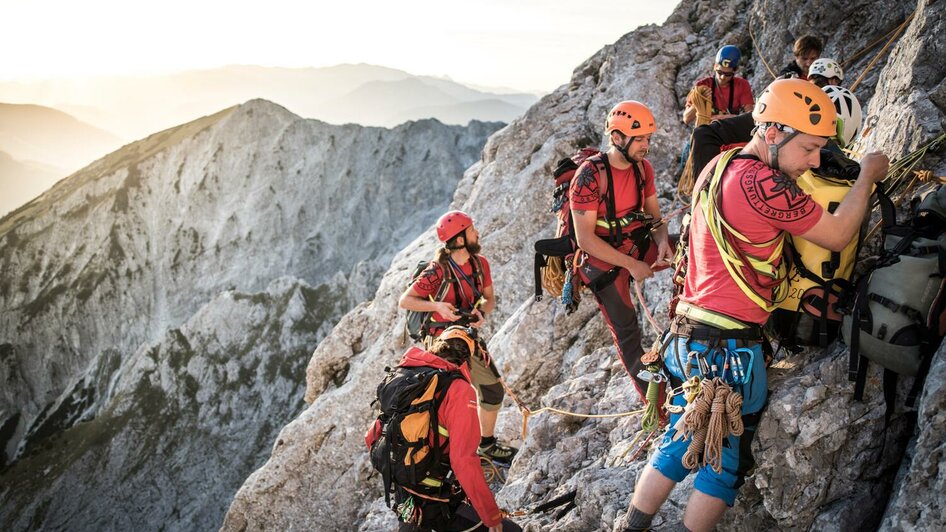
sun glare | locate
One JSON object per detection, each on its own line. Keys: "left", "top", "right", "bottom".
{"left": 2, "top": 0, "right": 678, "bottom": 91}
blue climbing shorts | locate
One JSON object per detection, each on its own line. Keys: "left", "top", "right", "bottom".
{"left": 650, "top": 332, "right": 767, "bottom": 506}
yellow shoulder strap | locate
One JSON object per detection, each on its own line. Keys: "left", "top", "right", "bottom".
{"left": 696, "top": 149, "right": 788, "bottom": 311}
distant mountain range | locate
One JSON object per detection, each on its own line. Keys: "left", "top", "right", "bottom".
{"left": 0, "top": 98, "right": 503, "bottom": 530}
{"left": 0, "top": 103, "right": 124, "bottom": 215}
{"left": 0, "top": 64, "right": 540, "bottom": 140}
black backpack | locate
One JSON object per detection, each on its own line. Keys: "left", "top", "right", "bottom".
{"left": 369, "top": 365, "right": 462, "bottom": 517}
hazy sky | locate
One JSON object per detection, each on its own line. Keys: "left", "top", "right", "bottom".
{"left": 2, "top": 0, "right": 680, "bottom": 92}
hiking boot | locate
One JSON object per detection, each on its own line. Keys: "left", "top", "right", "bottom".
{"left": 477, "top": 440, "right": 518, "bottom": 463}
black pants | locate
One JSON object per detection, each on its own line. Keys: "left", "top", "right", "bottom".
{"left": 397, "top": 503, "right": 522, "bottom": 531}
{"left": 691, "top": 112, "right": 755, "bottom": 178}
{"left": 578, "top": 261, "right": 648, "bottom": 401}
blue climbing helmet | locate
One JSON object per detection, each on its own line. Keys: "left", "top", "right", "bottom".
{"left": 715, "top": 45, "right": 741, "bottom": 69}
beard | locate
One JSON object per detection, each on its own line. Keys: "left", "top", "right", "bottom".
{"left": 465, "top": 241, "right": 481, "bottom": 255}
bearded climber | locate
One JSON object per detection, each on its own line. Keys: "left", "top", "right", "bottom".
{"left": 399, "top": 211, "right": 517, "bottom": 463}
{"left": 570, "top": 100, "right": 674, "bottom": 402}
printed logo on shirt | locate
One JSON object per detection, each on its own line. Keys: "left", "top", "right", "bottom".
{"left": 741, "top": 167, "right": 816, "bottom": 221}
{"left": 415, "top": 265, "right": 444, "bottom": 293}
{"left": 571, "top": 164, "right": 601, "bottom": 205}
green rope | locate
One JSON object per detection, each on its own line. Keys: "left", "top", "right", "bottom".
{"left": 640, "top": 364, "right": 663, "bottom": 432}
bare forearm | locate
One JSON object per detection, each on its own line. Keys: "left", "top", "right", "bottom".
{"left": 399, "top": 294, "right": 438, "bottom": 312}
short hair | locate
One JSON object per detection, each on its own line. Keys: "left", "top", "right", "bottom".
{"left": 794, "top": 35, "right": 823, "bottom": 57}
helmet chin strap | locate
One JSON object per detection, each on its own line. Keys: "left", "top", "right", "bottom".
{"left": 764, "top": 125, "right": 800, "bottom": 172}
{"left": 616, "top": 135, "right": 635, "bottom": 164}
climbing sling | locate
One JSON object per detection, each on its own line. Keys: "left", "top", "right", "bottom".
{"left": 678, "top": 148, "right": 789, "bottom": 313}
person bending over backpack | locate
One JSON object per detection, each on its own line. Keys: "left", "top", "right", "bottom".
{"left": 623, "top": 79, "right": 888, "bottom": 532}
{"left": 366, "top": 327, "right": 521, "bottom": 532}
{"left": 399, "top": 211, "right": 517, "bottom": 463}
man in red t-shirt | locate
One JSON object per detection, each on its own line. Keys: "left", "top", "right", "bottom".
{"left": 569, "top": 100, "right": 673, "bottom": 401}
{"left": 623, "top": 79, "right": 889, "bottom": 532}
{"left": 683, "top": 45, "right": 754, "bottom": 125}
{"left": 399, "top": 210, "right": 516, "bottom": 463}
{"left": 365, "top": 327, "right": 521, "bottom": 532}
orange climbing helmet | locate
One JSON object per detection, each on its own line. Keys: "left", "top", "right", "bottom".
{"left": 605, "top": 101, "right": 656, "bottom": 137}
{"left": 752, "top": 78, "right": 837, "bottom": 137}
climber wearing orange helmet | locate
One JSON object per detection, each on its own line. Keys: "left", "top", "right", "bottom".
{"left": 623, "top": 79, "right": 888, "bottom": 532}
{"left": 569, "top": 100, "right": 673, "bottom": 402}
{"left": 399, "top": 210, "right": 517, "bottom": 464}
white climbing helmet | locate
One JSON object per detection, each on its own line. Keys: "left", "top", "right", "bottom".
{"left": 809, "top": 58, "right": 844, "bottom": 82}
{"left": 823, "top": 85, "right": 862, "bottom": 148}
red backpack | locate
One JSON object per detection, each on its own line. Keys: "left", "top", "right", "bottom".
{"left": 533, "top": 148, "right": 645, "bottom": 310}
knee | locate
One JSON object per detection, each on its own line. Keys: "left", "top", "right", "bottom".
{"left": 478, "top": 382, "right": 504, "bottom": 408}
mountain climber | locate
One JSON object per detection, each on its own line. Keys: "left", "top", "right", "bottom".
{"left": 808, "top": 58, "right": 844, "bottom": 88}
{"left": 570, "top": 101, "right": 673, "bottom": 402}
{"left": 366, "top": 326, "right": 522, "bottom": 532}
{"left": 683, "top": 45, "right": 754, "bottom": 125}
{"left": 399, "top": 211, "right": 518, "bottom": 463}
{"left": 779, "top": 35, "right": 823, "bottom": 79}
{"left": 623, "top": 79, "right": 889, "bottom": 532}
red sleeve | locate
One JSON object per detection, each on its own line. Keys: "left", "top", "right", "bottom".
{"left": 740, "top": 165, "right": 824, "bottom": 235}
{"left": 410, "top": 262, "right": 444, "bottom": 299}
{"left": 568, "top": 161, "right": 601, "bottom": 211}
{"left": 440, "top": 382, "right": 503, "bottom": 527}
{"left": 641, "top": 160, "right": 657, "bottom": 198}
{"left": 735, "top": 78, "right": 754, "bottom": 108}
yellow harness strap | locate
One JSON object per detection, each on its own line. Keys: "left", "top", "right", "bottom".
{"left": 696, "top": 149, "right": 789, "bottom": 311}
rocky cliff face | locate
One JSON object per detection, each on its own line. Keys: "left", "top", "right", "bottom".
{"left": 0, "top": 101, "right": 501, "bottom": 530}
{"left": 223, "top": 0, "right": 946, "bottom": 531}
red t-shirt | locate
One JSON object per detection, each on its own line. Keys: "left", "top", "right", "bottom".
{"left": 411, "top": 256, "right": 492, "bottom": 327}
{"left": 568, "top": 157, "right": 657, "bottom": 270}
{"left": 682, "top": 154, "right": 824, "bottom": 324}
{"left": 695, "top": 76, "right": 754, "bottom": 115}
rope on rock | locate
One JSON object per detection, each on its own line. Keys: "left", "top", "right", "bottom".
{"left": 480, "top": 456, "right": 507, "bottom": 484}
{"left": 849, "top": 8, "right": 916, "bottom": 92}
{"left": 748, "top": 22, "right": 778, "bottom": 80}
{"left": 504, "top": 373, "right": 647, "bottom": 440}
{"left": 864, "top": 132, "right": 946, "bottom": 241}
{"left": 678, "top": 85, "right": 714, "bottom": 198}
{"left": 841, "top": 10, "right": 916, "bottom": 68}
{"left": 675, "top": 378, "right": 743, "bottom": 473}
